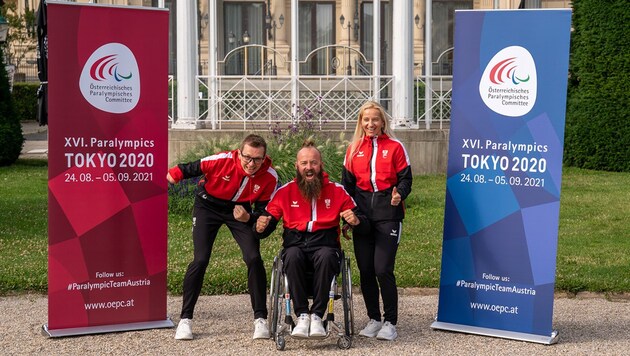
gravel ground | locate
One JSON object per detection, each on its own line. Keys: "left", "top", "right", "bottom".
{"left": 1, "top": 289, "right": 629, "bottom": 355}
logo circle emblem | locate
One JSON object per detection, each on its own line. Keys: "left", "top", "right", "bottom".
{"left": 79, "top": 43, "right": 140, "bottom": 114}
{"left": 479, "top": 46, "right": 537, "bottom": 117}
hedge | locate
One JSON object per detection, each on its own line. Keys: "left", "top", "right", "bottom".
{"left": 564, "top": 0, "right": 629, "bottom": 172}
{"left": 11, "top": 83, "right": 39, "bottom": 122}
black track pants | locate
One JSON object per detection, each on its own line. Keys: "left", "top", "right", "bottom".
{"left": 180, "top": 201, "right": 267, "bottom": 320}
{"left": 353, "top": 220, "right": 401, "bottom": 325}
{"left": 282, "top": 246, "right": 340, "bottom": 318}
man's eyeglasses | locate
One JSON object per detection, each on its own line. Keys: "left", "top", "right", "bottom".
{"left": 240, "top": 154, "right": 264, "bottom": 165}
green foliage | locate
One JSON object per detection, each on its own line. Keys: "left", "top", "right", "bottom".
{"left": 11, "top": 82, "right": 38, "bottom": 121}
{"left": 0, "top": 45, "right": 24, "bottom": 166}
{"left": 266, "top": 106, "right": 348, "bottom": 184}
{"left": 168, "top": 107, "right": 349, "bottom": 214}
{"left": 0, "top": 0, "right": 37, "bottom": 70}
{"left": 565, "top": 0, "right": 630, "bottom": 172}
{"left": 168, "top": 135, "right": 235, "bottom": 215}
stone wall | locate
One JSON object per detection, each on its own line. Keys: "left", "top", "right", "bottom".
{"left": 168, "top": 129, "right": 450, "bottom": 175}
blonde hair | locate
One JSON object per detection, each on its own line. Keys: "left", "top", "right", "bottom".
{"left": 347, "top": 101, "right": 394, "bottom": 168}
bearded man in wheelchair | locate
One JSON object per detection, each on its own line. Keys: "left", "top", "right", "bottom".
{"left": 255, "top": 140, "right": 368, "bottom": 338}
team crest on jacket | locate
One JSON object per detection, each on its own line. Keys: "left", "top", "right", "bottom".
{"left": 253, "top": 184, "right": 260, "bottom": 193}
{"left": 382, "top": 150, "right": 389, "bottom": 158}
{"left": 222, "top": 175, "right": 231, "bottom": 181}
{"left": 325, "top": 199, "right": 331, "bottom": 209}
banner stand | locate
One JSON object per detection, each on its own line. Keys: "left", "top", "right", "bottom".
{"left": 42, "top": 318, "right": 174, "bottom": 338}
{"left": 431, "top": 321, "right": 559, "bottom": 345}
{"left": 45, "top": 3, "right": 170, "bottom": 336}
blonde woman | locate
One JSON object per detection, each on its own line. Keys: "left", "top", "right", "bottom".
{"left": 341, "top": 101, "right": 412, "bottom": 341}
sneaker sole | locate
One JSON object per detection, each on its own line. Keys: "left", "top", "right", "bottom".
{"left": 359, "top": 331, "right": 379, "bottom": 338}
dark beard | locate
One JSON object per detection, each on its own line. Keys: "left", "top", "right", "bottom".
{"left": 296, "top": 168, "right": 324, "bottom": 201}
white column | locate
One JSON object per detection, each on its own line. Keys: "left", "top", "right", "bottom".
{"left": 373, "top": 0, "right": 381, "bottom": 101}
{"left": 173, "top": 0, "right": 200, "bottom": 129}
{"left": 208, "top": 0, "right": 217, "bottom": 129}
{"left": 291, "top": 0, "right": 299, "bottom": 118}
{"left": 391, "top": 0, "right": 414, "bottom": 128}
{"left": 424, "top": 0, "right": 432, "bottom": 128}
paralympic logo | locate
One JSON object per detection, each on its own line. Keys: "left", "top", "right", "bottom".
{"left": 488, "top": 57, "right": 530, "bottom": 85}
{"left": 90, "top": 54, "right": 133, "bottom": 82}
{"left": 479, "top": 46, "right": 537, "bottom": 117}
{"left": 79, "top": 43, "right": 140, "bottom": 114}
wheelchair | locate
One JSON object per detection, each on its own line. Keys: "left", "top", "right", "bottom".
{"left": 268, "top": 249, "right": 354, "bottom": 351}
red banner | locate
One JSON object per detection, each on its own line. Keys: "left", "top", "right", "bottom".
{"left": 44, "top": 3, "right": 170, "bottom": 336}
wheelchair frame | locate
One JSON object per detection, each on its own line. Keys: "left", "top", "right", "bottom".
{"left": 268, "top": 250, "right": 354, "bottom": 351}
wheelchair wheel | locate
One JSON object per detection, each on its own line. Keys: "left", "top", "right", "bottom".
{"left": 276, "top": 335, "right": 286, "bottom": 351}
{"left": 341, "top": 254, "right": 354, "bottom": 337}
{"left": 337, "top": 335, "right": 352, "bottom": 349}
{"left": 269, "top": 255, "right": 283, "bottom": 340}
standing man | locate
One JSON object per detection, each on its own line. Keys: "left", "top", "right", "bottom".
{"left": 168, "top": 134, "right": 278, "bottom": 340}
{"left": 255, "top": 140, "right": 368, "bottom": 338}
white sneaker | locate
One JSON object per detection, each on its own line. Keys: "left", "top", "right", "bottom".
{"left": 309, "top": 314, "right": 326, "bottom": 338}
{"left": 359, "top": 319, "right": 382, "bottom": 338}
{"left": 175, "top": 318, "right": 193, "bottom": 340}
{"left": 291, "top": 313, "right": 310, "bottom": 338}
{"left": 376, "top": 321, "right": 397, "bottom": 341}
{"left": 253, "top": 318, "right": 270, "bottom": 339}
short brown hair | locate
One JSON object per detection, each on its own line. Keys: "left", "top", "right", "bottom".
{"left": 241, "top": 134, "right": 267, "bottom": 154}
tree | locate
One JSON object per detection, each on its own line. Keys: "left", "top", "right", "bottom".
{"left": 564, "top": 0, "right": 630, "bottom": 172}
{"left": 0, "top": 0, "right": 37, "bottom": 72}
{"left": 0, "top": 44, "right": 24, "bottom": 166}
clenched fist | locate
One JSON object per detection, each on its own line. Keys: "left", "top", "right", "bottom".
{"left": 256, "top": 215, "right": 272, "bottom": 233}
{"left": 233, "top": 205, "right": 250, "bottom": 223}
{"left": 340, "top": 209, "right": 359, "bottom": 226}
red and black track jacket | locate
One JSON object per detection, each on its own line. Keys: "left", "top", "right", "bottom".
{"left": 168, "top": 149, "right": 278, "bottom": 224}
{"left": 256, "top": 173, "right": 369, "bottom": 249}
{"left": 341, "top": 134, "right": 412, "bottom": 222}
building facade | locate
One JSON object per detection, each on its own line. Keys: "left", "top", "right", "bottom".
{"left": 6, "top": 0, "right": 571, "bottom": 129}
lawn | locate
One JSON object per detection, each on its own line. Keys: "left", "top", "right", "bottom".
{"left": 1, "top": 160, "right": 628, "bottom": 295}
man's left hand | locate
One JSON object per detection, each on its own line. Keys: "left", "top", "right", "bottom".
{"left": 340, "top": 209, "right": 359, "bottom": 226}
{"left": 233, "top": 205, "right": 250, "bottom": 223}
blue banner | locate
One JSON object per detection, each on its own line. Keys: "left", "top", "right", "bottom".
{"left": 432, "top": 10, "right": 572, "bottom": 343}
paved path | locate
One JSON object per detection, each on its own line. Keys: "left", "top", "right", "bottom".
{"left": 20, "top": 121, "right": 48, "bottom": 160}
{"left": 1, "top": 290, "right": 629, "bottom": 355}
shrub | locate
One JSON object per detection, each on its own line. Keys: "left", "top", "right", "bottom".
{"left": 266, "top": 105, "right": 348, "bottom": 184}
{"left": 167, "top": 105, "right": 349, "bottom": 214}
{"left": 11, "top": 82, "right": 38, "bottom": 121}
{"left": 167, "top": 136, "right": 236, "bottom": 215}
{"left": 0, "top": 46, "right": 24, "bottom": 166}
{"left": 564, "top": 0, "right": 629, "bottom": 172}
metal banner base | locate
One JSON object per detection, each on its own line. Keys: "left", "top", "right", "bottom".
{"left": 431, "top": 321, "right": 559, "bottom": 345}
{"left": 42, "top": 318, "right": 174, "bottom": 338}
